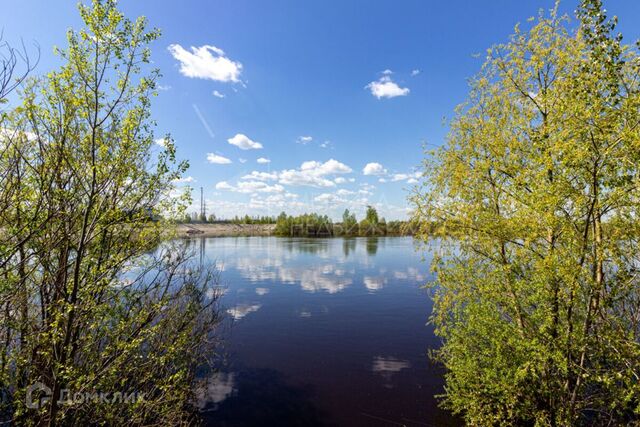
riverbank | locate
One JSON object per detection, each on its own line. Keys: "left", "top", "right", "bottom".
{"left": 175, "top": 223, "right": 276, "bottom": 237}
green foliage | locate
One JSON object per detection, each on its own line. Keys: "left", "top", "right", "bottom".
{"left": 273, "top": 207, "right": 412, "bottom": 237}
{"left": 0, "top": 1, "right": 221, "bottom": 425}
{"left": 274, "top": 212, "right": 333, "bottom": 237}
{"left": 412, "top": 2, "right": 640, "bottom": 425}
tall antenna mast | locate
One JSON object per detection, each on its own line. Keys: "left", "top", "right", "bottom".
{"left": 200, "top": 186, "right": 206, "bottom": 220}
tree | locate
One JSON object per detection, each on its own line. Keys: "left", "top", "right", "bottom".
{"left": 365, "top": 205, "right": 379, "bottom": 225}
{"left": 341, "top": 209, "right": 357, "bottom": 235}
{"left": 0, "top": 1, "right": 221, "bottom": 424}
{"left": 0, "top": 34, "right": 38, "bottom": 106}
{"left": 412, "top": 2, "right": 640, "bottom": 425}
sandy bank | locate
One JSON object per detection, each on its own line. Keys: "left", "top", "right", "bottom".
{"left": 175, "top": 223, "right": 276, "bottom": 237}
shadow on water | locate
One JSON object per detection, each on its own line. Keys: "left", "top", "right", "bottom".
{"left": 200, "top": 368, "right": 330, "bottom": 427}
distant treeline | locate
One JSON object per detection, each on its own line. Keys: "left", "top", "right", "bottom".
{"left": 177, "top": 213, "right": 277, "bottom": 224}
{"left": 274, "top": 206, "right": 414, "bottom": 237}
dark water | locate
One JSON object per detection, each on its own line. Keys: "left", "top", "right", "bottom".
{"left": 194, "top": 236, "right": 458, "bottom": 427}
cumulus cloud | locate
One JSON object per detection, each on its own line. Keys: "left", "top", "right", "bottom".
{"left": 390, "top": 171, "right": 421, "bottom": 182}
{"left": 207, "top": 153, "right": 232, "bottom": 164}
{"left": 366, "top": 75, "right": 410, "bottom": 99}
{"left": 241, "top": 171, "right": 278, "bottom": 181}
{"left": 411, "top": 69, "right": 420, "bottom": 76}
{"left": 216, "top": 180, "right": 284, "bottom": 194}
{"left": 256, "top": 157, "right": 271, "bottom": 164}
{"left": 167, "top": 44, "right": 242, "bottom": 83}
{"left": 172, "top": 176, "right": 195, "bottom": 183}
{"left": 215, "top": 181, "right": 234, "bottom": 190}
{"left": 279, "top": 159, "right": 352, "bottom": 187}
{"left": 334, "top": 177, "right": 347, "bottom": 184}
{"left": 363, "top": 162, "right": 387, "bottom": 176}
{"left": 212, "top": 90, "right": 225, "bottom": 98}
{"left": 296, "top": 135, "right": 313, "bottom": 145}
{"left": 237, "top": 181, "right": 284, "bottom": 193}
{"left": 314, "top": 193, "right": 347, "bottom": 204}
{"left": 228, "top": 133, "right": 263, "bottom": 150}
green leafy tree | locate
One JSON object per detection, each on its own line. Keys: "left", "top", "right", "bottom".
{"left": 412, "top": 2, "right": 640, "bottom": 425}
{"left": 0, "top": 1, "right": 220, "bottom": 425}
{"left": 341, "top": 209, "right": 358, "bottom": 235}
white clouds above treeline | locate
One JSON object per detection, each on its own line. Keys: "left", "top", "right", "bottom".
{"left": 168, "top": 44, "right": 243, "bottom": 83}
{"left": 216, "top": 159, "right": 353, "bottom": 191}
{"left": 363, "top": 162, "right": 387, "bottom": 176}
{"left": 207, "top": 153, "right": 232, "bottom": 164}
{"left": 366, "top": 71, "right": 410, "bottom": 99}
{"left": 227, "top": 133, "right": 263, "bottom": 150}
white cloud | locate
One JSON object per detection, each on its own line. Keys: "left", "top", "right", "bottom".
{"left": 411, "top": 69, "right": 420, "bottom": 76}
{"left": 279, "top": 159, "right": 352, "bottom": 188}
{"left": 172, "top": 176, "right": 195, "bottom": 183}
{"left": 382, "top": 69, "right": 393, "bottom": 75}
{"left": 366, "top": 75, "right": 410, "bottom": 99}
{"left": 296, "top": 135, "right": 313, "bottom": 145}
{"left": 155, "top": 138, "right": 168, "bottom": 147}
{"left": 228, "top": 133, "right": 263, "bottom": 150}
{"left": 215, "top": 181, "right": 234, "bottom": 190}
{"left": 157, "top": 84, "right": 172, "bottom": 91}
{"left": 334, "top": 177, "right": 347, "bottom": 184}
{"left": 207, "top": 153, "right": 232, "bottom": 164}
{"left": 167, "top": 44, "right": 242, "bottom": 83}
{"left": 390, "top": 171, "right": 421, "bottom": 182}
{"left": 237, "top": 181, "right": 284, "bottom": 193}
{"left": 363, "top": 162, "right": 387, "bottom": 176}
{"left": 212, "top": 90, "right": 225, "bottom": 98}
{"left": 241, "top": 171, "right": 278, "bottom": 181}
{"left": 320, "top": 140, "right": 331, "bottom": 148}
{"left": 336, "top": 189, "right": 354, "bottom": 196}
{"left": 216, "top": 180, "right": 284, "bottom": 194}
{"left": 378, "top": 178, "right": 387, "bottom": 183}
{"left": 314, "top": 193, "right": 345, "bottom": 204}
{"left": 238, "top": 158, "right": 247, "bottom": 163}
{"left": 256, "top": 157, "right": 271, "bottom": 164}
{"left": 390, "top": 173, "right": 409, "bottom": 182}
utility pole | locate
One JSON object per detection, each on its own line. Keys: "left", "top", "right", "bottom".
{"left": 200, "top": 186, "right": 206, "bottom": 220}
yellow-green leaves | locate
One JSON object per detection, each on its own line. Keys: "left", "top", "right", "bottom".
{"left": 413, "top": 2, "right": 640, "bottom": 424}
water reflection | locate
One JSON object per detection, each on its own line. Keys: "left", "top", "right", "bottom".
{"left": 372, "top": 356, "right": 411, "bottom": 388}
{"left": 226, "top": 304, "right": 261, "bottom": 320}
{"left": 193, "top": 237, "right": 457, "bottom": 425}
{"left": 366, "top": 236, "right": 379, "bottom": 256}
{"left": 363, "top": 276, "right": 386, "bottom": 292}
{"left": 196, "top": 372, "right": 236, "bottom": 408}
{"left": 201, "top": 368, "right": 327, "bottom": 427}
{"left": 342, "top": 238, "right": 356, "bottom": 257}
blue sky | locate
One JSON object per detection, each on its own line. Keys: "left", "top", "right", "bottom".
{"left": 3, "top": 0, "right": 640, "bottom": 220}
